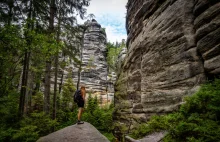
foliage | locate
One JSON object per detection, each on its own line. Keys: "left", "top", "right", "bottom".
{"left": 0, "top": 0, "right": 105, "bottom": 141}
{"left": 61, "top": 78, "right": 76, "bottom": 110}
{"left": 32, "top": 91, "right": 44, "bottom": 112}
{"left": 86, "top": 93, "right": 98, "bottom": 114}
{"left": 20, "top": 112, "right": 58, "bottom": 136}
{"left": 130, "top": 79, "right": 220, "bottom": 142}
{"left": 82, "top": 95, "right": 115, "bottom": 141}
{"left": 0, "top": 26, "right": 24, "bottom": 96}
{"left": 56, "top": 78, "right": 78, "bottom": 129}
{"left": 100, "top": 28, "right": 106, "bottom": 35}
{"left": 12, "top": 125, "right": 39, "bottom": 142}
{"left": 9, "top": 112, "right": 57, "bottom": 142}
{"left": 0, "top": 91, "right": 19, "bottom": 141}
{"left": 106, "top": 42, "right": 124, "bottom": 72}
{"left": 102, "top": 132, "right": 116, "bottom": 142}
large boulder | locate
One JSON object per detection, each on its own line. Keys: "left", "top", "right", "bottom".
{"left": 37, "top": 122, "right": 109, "bottom": 142}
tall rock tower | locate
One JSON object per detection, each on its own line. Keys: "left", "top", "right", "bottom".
{"left": 80, "top": 19, "right": 108, "bottom": 96}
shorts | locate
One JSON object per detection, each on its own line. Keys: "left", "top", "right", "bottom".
{"left": 77, "top": 100, "right": 84, "bottom": 108}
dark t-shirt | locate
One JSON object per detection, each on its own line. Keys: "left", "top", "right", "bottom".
{"left": 77, "top": 100, "right": 84, "bottom": 108}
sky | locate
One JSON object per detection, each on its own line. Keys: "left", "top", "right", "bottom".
{"left": 78, "top": 0, "right": 128, "bottom": 43}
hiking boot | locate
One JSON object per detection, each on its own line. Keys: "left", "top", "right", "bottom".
{"left": 77, "top": 120, "right": 84, "bottom": 124}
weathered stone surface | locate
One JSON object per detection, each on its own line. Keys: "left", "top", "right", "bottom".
{"left": 116, "top": 46, "right": 127, "bottom": 75}
{"left": 49, "top": 19, "right": 113, "bottom": 105}
{"left": 36, "top": 122, "right": 109, "bottom": 142}
{"left": 195, "top": 1, "right": 220, "bottom": 75}
{"left": 114, "top": 0, "right": 220, "bottom": 139}
{"left": 80, "top": 19, "right": 108, "bottom": 94}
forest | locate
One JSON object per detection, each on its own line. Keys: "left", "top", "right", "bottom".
{"left": 2, "top": 0, "right": 219, "bottom": 142}
{"left": 0, "top": 0, "right": 123, "bottom": 141}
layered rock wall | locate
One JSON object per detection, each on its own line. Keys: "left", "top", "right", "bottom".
{"left": 80, "top": 20, "right": 108, "bottom": 94}
{"left": 114, "top": 0, "right": 220, "bottom": 137}
{"left": 50, "top": 20, "right": 110, "bottom": 105}
{"left": 194, "top": 0, "right": 220, "bottom": 75}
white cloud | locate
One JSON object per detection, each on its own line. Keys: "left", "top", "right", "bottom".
{"left": 105, "top": 25, "right": 127, "bottom": 43}
{"left": 78, "top": 0, "right": 128, "bottom": 43}
{"left": 86, "top": 0, "right": 127, "bottom": 15}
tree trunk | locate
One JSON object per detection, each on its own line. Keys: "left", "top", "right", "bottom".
{"left": 53, "top": 5, "right": 61, "bottom": 120}
{"left": 24, "top": 51, "right": 31, "bottom": 115}
{"left": 77, "top": 65, "right": 81, "bottom": 90}
{"left": 33, "top": 73, "right": 41, "bottom": 94}
{"left": 19, "top": 51, "right": 30, "bottom": 117}
{"left": 44, "top": 60, "right": 51, "bottom": 114}
{"left": 27, "top": 69, "right": 35, "bottom": 114}
{"left": 44, "top": 0, "right": 56, "bottom": 115}
{"left": 59, "top": 54, "right": 66, "bottom": 94}
{"left": 53, "top": 54, "right": 58, "bottom": 120}
{"left": 8, "top": 0, "right": 13, "bottom": 26}
{"left": 77, "top": 30, "right": 86, "bottom": 90}
{"left": 59, "top": 71, "right": 64, "bottom": 94}
{"left": 23, "top": 0, "right": 33, "bottom": 116}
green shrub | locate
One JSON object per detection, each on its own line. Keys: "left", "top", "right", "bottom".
{"left": 82, "top": 95, "right": 115, "bottom": 141}
{"left": 102, "top": 132, "right": 115, "bottom": 142}
{"left": 130, "top": 79, "right": 220, "bottom": 141}
{"left": 0, "top": 127, "right": 15, "bottom": 142}
{"left": 20, "top": 112, "right": 58, "bottom": 136}
{"left": 12, "top": 125, "right": 39, "bottom": 142}
{"left": 0, "top": 91, "right": 19, "bottom": 141}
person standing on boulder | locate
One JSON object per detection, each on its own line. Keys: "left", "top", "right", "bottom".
{"left": 75, "top": 85, "right": 86, "bottom": 124}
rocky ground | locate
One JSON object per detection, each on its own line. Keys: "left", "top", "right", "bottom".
{"left": 36, "top": 122, "right": 109, "bottom": 142}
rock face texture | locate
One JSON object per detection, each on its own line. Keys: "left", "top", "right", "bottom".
{"left": 114, "top": 0, "right": 220, "bottom": 138}
{"left": 116, "top": 47, "right": 127, "bottom": 75}
{"left": 36, "top": 122, "right": 109, "bottom": 142}
{"left": 194, "top": 1, "right": 220, "bottom": 75}
{"left": 80, "top": 19, "right": 108, "bottom": 94}
{"left": 49, "top": 20, "right": 110, "bottom": 104}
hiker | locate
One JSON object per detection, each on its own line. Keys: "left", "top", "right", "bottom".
{"left": 74, "top": 85, "right": 86, "bottom": 124}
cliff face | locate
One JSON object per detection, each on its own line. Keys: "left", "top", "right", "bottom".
{"left": 50, "top": 20, "right": 110, "bottom": 104}
{"left": 114, "top": 0, "right": 220, "bottom": 136}
{"left": 80, "top": 19, "right": 108, "bottom": 95}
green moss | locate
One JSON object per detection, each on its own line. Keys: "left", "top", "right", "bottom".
{"left": 114, "top": 90, "right": 127, "bottom": 100}
{"left": 114, "top": 122, "right": 129, "bottom": 133}
{"left": 100, "top": 28, "right": 106, "bottom": 35}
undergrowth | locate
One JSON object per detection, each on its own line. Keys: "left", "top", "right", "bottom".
{"left": 130, "top": 79, "right": 220, "bottom": 142}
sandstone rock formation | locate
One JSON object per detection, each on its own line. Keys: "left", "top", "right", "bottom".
{"left": 114, "top": 0, "right": 220, "bottom": 138}
{"left": 80, "top": 19, "right": 108, "bottom": 94}
{"left": 116, "top": 46, "right": 127, "bottom": 75}
{"left": 49, "top": 19, "right": 111, "bottom": 105}
{"left": 36, "top": 122, "right": 109, "bottom": 142}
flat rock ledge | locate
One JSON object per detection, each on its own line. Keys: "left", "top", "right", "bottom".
{"left": 125, "top": 131, "right": 167, "bottom": 142}
{"left": 37, "top": 122, "right": 109, "bottom": 142}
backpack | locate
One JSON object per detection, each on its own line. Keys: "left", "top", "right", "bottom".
{"left": 74, "top": 90, "right": 82, "bottom": 103}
